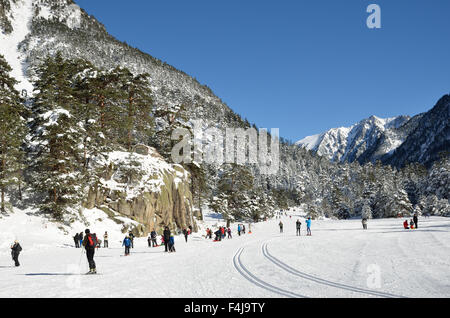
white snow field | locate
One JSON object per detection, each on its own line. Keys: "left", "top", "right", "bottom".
{"left": 1, "top": 208, "right": 449, "bottom": 298}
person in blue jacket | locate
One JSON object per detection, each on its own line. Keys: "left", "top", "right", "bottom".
{"left": 237, "top": 224, "right": 241, "bottom": 236}
{"left": 168, "top": 236, "right": 176, "bottom": 252}
{"left": 306, "top": 217, "right": 312, "bottom": 236}
{"left": 123, "top": 236, "right": 132, "bottom": 256}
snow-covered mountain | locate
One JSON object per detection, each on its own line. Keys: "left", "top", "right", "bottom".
{"left": 0, "top": 0, "right": 236, "bottom": 124}
{"left": 383, "top": 95, "right": 450, "bottom": 168}
{"left": 296, "top": 115, "right": 411, "bottom": 164}
{"left": 297, "top": 95, "right": 449, "bottom": 168}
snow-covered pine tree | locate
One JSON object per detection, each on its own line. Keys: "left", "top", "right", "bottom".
{"left": 115, "top": 68, "right": 154, "bottom": 151}
{"left": 88, "top": 67, "right": 126, "bottom": 150}
{"left": 151, "top": 102, "right": 190, "bottom": 159}
{"left": 29, "top": 53, "right": 84, "bottom": 219}
{"left": 215, "top": 163, "right": 254, "bottom": 222}
{"left": 71, "top": 59, "right": 104, "bottom": 168}
{"left": 0, "top": 54, "right": 27, "bottom": 212}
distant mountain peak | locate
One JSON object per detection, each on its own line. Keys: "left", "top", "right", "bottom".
{"left": 296, "top": 114, "right": 412, "bottom": 164}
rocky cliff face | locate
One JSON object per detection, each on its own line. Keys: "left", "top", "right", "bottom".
{"left": 383, "top": 95, "right": 450, "bottom": 168}
{"left": 83, "top": 147, "right": 197, "bottom": 236}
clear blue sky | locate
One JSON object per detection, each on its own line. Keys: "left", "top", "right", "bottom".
{"left": 75, "top": 0, "right": 450, "bottom": 142}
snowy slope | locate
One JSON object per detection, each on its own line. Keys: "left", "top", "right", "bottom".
{"left": 1, "top": 208, "right": 449, "bottom": 298}
{"left": 296, "top": 115, "right": 411, "bottom": 164}
{"left": 0, "top": 0, "right": 34, "bottom": 92}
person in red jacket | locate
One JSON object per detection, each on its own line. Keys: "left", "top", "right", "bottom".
{"left": 403, "top": 220, "right": 409, "bottom": 229}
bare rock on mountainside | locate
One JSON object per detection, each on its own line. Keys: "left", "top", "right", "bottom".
{"left": 83, "top": 148, "right": 197, "bottom": 236}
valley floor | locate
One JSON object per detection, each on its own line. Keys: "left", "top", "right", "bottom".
{"left": 1, "top": 210, "right": 449, "bottom": 298}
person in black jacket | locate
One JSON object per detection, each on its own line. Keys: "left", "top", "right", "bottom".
{"left": 413, "top": 214, "right": 419, "bottom": 229}
{"left": 82, "top": 229, "right": 97, "bottom": 274}
{"left": 183, "top": 228, "right": 189, "bottom": 243}
{"left": 147, "top": 235, "right": 152, "bottom": 247}
{"left": 74, "top": 233, "right": 80, "bottom": 248}
{"left": 163, "top": 226, "right": 171, "bottom": 252}
{"left": 296, "top": 220, "right": 302, "bottom": 236}
{"left": 11, "top": 240, "right": 22, "bottom": 267}
{"left": 150, "top": 230, "right": 157, "bottom": 247}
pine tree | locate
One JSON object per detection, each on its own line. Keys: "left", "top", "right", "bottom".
{"left": 0, "top": 54, "right": 27, "bottom": 212}
{"left": 215, "top": 164, "right": 254, "bottom": 222}
{"left": 89, "top": 67, "right": 125, "bottom": 149}
{"left": 71, "top": 59, "right": 104, "bottom": 168}
{"left": 29, "top": 53, "right": 83, "bottom": 219}
{"left": 151, "top": 103, "right": 190, "bottom": 159}
{"left": 115, "top": 68, "right": 154, "bottom": 151}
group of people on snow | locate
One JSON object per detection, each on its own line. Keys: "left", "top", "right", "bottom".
{"left": 403, "top": 214, "right": 419, "bottom": 230}
{"left": 73, "top": 231, "right": 106, "bottom": 250}
{"left": 204, "top": 224, "right": 253, "bottom": 241}
{"left": 212, "top": 226, "right": 233, "bottom": 241}
{"left": 278, "top": 217, "right": 312, "bottom": 236}
{"left": 237, "top": 224, "right": 246, "bottom": 236}
{"left": 8, "top": 210, "right": 427, "bottom": 270}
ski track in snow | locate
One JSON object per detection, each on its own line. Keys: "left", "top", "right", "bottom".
{"left": 260, "top": 241, "right": 405, "bottom": 298}
{"left": 232, "top": 246, "right": 307, "bottom": 298}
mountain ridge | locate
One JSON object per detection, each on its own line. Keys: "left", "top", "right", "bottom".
{"left": 296, "top": 114, "right": 412, "bottom": 164}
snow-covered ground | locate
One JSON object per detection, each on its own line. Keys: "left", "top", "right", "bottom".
{"left": 0, "top": 0, "right": 34, "bottom": 93}
{"left": 1, "top": 208, "right": 449, "bottom": 298}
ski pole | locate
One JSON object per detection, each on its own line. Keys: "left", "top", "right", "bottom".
{"left": 78, "top": 247, "right": 85, "bottom": 273}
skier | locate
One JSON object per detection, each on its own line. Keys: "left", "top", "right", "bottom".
{"left": 11, "top": 240, "right": 22, "bottom": 267}
{"left": 122, "top": 236, "right": 132, "bottom": 256}
{"left": 147, "top": 235, "right": 152, "bottom": 247}
{"left": 220, "top": 226, "right": 225, "bottom": 239}
{"left": 227, "top": 227, "right": 232, "bottom": 239}
{"left": 296, "top": 220, "right": 301, "bottom": 236}
{"left": 242, "top": 225, "right": 246, "bottom": 234}
{"left": 128, "top": 232, "right": 135, "bottom": 248}
{"left": 183, "top": 228, "right": 189, "bottom": 243}
{"left": 413, "top": 213, "right": 418, "bottom": 229}
{"left": 103, "top": 231, "right": 109, "bottom": 248}
{"left": 237, "top": 224, "right": 241, "bottom": 236}
{"left": 306, "top": 217, "right": 312, "bottom": 236}
{"left": 74, "top": 233, "right": 80, "bottom": 248}
{"left": 279, "top": 221, "right": 284, "bottom": 233}
{"left": 168, "top": 235, "right": 176, "bottom": 252}
{"left": 362, "top": 218, "right": 368, "bottom": 230}
{"left": 163, "top": 226, "right": 171, "bottom": 252}
{"left": 82, "top": 229, "right": 97, "bottom": 274}
{"left": 151, "top": 230, "right": 158, "bottom": 247}
{"left": 214, "top": 229, "right": 222, "bottom": 241}
{"left": 79, "top": 232, "right": 84, "bottom": 247}
{"left": 410, "top": 219, "right": 415, "bottom": 229}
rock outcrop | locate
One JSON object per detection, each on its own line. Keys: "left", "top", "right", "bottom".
{"left": 83, "top": 147, "right": 197, "bottom": 236}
